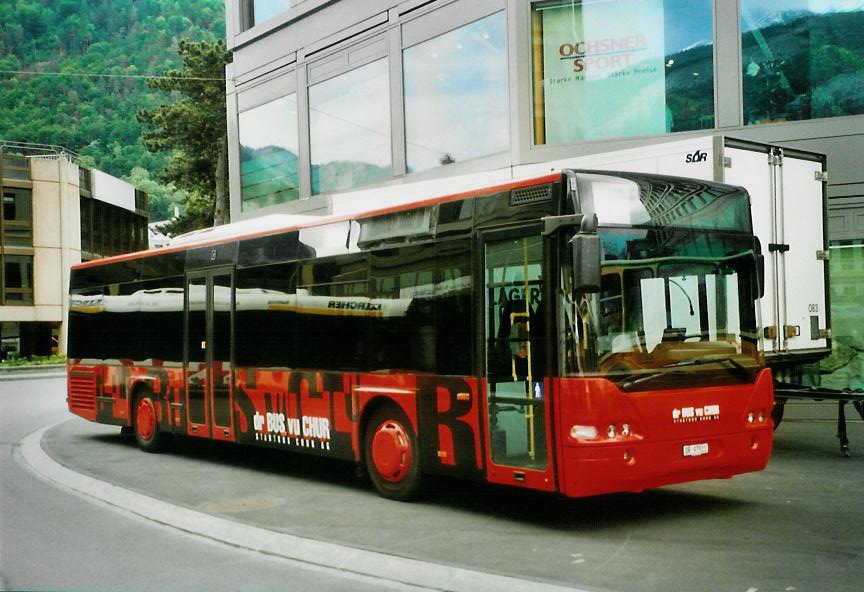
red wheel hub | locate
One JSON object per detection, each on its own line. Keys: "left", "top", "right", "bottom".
{"left": 370, "top": 420, "right": 412, "bottom": 483}
{"left": 135, "top": 398, "right": 156, "bottom": 442}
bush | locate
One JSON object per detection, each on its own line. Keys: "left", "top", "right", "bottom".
{"left": 0, "top": 354, "right": 67, "bottom": 367}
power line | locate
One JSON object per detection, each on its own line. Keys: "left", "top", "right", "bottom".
{"left": 0, "top": 69, "right": 226, "bottom": 81}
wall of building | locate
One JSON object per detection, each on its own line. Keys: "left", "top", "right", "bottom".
{"left": 1, "top": 150, "right": 148, "bottom": 358}
{"left": 91, "top": 169, "right": 137, "bottom": 211}
{"left": 225, "top": 0, "right": 864, "bottom": 244}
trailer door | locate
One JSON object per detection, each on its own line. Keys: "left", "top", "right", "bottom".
{"left": 775, "top": 151, "right": 829, "bottom": 353}
{"left": 724, "top": 142, "right": 829, "bottom": 358}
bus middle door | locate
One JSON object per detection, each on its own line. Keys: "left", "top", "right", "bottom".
{"left": 185, "top": 268, "right": 235, "bottom": 442}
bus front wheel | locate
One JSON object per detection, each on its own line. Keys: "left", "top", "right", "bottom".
{"left": 363, "top": 405, "right": 422, "bottom": 501}
{"left": 133, "top": 390, "right": 171, "bottom": 452}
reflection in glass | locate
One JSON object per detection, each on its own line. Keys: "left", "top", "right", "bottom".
{"left": 742, "top": 1, "right": 864, "bottom": 124}
{"left": 239, "top": 95, "right": 300, "bottom": 211}
{"left": 403, "top": 12, "right": 508, "bottom": 173}
{"left": 530, "top": 0, "right": 714, "bottom": 144}
{"left": 560, "top": 175, "right": 762, "bottom": 390}
{"left": 252, "top": 0, "right": 297, "bottom": 26}
{"left": 484, "top": 235, "right": 548, "bottom": 469}
{"left": 819, "top": 245, "right": 864, "bottom": 389}
{"left": 186, "top": 277, "right": 207, "bottom": 425}
{"left": 309, "top": 59, "right": 391, "bottom": 195}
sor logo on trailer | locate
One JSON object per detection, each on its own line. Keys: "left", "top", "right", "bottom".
{"left": 686, "top": 150, "right": 708, "bottom": 164}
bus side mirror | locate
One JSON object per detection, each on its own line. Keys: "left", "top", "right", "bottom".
{"left": 572, "top": 234, "right": 601, "bottom": 293}
{"left": 755, "top": 253, "right": 765, "bottom": 299}
{"left": 753, "top": 236, "right": 765, "bottom": 299}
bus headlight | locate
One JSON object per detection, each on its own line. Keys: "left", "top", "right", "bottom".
{"left": 570, "top": 425, "right": 599, "bottom": 440}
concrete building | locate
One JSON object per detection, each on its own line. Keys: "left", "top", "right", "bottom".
{"left": 0, "top": 143, "right": 148, "bottom": 359}
{"left": 224, "top": 0, "right": 863, "bottom": 243}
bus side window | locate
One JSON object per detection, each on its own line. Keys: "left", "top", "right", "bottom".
{"left": 235, "top": 263, "right": 297, "bottom": 369}
{"left": 435, "top": 239, "right": 472, "bottom": 376}
{"left": 297, "top": 254, "right": 369, "bottom": 372}
{"left": 369, "top": 246, "right": 435, "bottom": 373}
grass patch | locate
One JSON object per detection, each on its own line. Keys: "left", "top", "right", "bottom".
{"left": 0, "top": 354, "right": 67, "bottom": 367}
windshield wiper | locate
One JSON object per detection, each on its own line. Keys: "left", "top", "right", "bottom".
{"left": 616, "top": 356, "right": 754, "bottom": 391}
{"left": 617, "top": 370, "right": 682, "bottom": 391}
{"left": 662, "top": 355, "right": 745, "bottom": 370}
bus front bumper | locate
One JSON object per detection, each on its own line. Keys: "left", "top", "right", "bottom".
{"left": 558, "top": 427, "right": 773, "bottom": 499}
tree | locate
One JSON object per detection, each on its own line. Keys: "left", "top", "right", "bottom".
{"left": 137, "top": 39, "right": 230, "bottom": 235}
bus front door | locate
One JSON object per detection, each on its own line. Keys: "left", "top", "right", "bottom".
{"left": 482, "top": 232, "right": 555, "bottom": 492}
{"left": 185, "top": 268, "right": 235, "bottom": 442}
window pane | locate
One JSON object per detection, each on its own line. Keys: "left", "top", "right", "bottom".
{"left": 531, "top": 0, "right": 714, "bottom": 144}
{"left": 435, "top": 239, "right": 472, "bottom": 375}
{"left": 235, "top": 262, "right": 297, "bottom": 368}
{"left": 742, "top": 1, "right": 864, "bottom": 124}
{"left": 2, "top": 255, "right": 33, "bottom": 304}
{"left": 369, "top": 246, "right": 435, "bottom": 373}
{"left": 4, "top": 189, "right": 32, "bottom": 222}
{"left": 239, "top": 94, "right": 300, "bottom": 211}
{"left": 253, "top": 1, "right": 296, "bottom": 26}
{"left": 309, "top": 59, "right": 391, "bottom": 195}
{"left": 403, "top": 12, "right": 508, "bottom": 173}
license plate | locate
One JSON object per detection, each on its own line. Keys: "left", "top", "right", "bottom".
{"left": 683, "top": 443, "right": 709, "bottom": 457}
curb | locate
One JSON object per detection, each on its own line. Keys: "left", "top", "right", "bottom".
{"left": 0, "top": 366, "right": 66, "bottom": 381}
{"left": 16, "top": 423, "right": 589, "bottom": 592}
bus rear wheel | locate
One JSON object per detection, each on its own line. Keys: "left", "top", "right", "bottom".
{"left": 133, "top": 390, "right": 171, "bottom": 452}
{"left": 364, "top": 405, "right": 422, "bottom": 501}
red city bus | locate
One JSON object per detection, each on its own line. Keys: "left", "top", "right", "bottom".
{"left": 67, "top": 170, "right": 773, "bottom": 500}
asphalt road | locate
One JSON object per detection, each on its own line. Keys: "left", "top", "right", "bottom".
{"left": 0, "top": 374, "right": 413, "bottom": 592}
{"left": 3, "top": 374, "right": 864, "bottom": 591}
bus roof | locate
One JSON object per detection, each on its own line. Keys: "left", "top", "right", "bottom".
{"left": 71, "top": 171, "right": 561, "bottom": 270}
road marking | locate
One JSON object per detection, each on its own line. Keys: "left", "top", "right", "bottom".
{"left": 17, "top": 423, "right": 588, "bottom": 592}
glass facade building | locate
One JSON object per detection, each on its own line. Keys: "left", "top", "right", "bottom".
{"left": 227, "top": 0, "right": 864, "bottom": 238}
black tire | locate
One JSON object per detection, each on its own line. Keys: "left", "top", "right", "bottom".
{"left": 771, "top": 397, "right": 786, "bottom": 430}
{"left": 132, "top": 389, "right": 171, "bottom": 452}
{"left": 363, "top": 404, "right": 423, "bottom": 501}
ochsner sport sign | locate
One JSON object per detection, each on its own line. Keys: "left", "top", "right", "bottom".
{"left": 539, "top": 0, "right": 666, "bottom": 143}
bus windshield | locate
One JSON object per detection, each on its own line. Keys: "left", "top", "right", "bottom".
{"left": 562, "top": 225, "right": 763, "bottom": 390}
{"left": 565, "top": 228, "right": 762, "bottom": 390}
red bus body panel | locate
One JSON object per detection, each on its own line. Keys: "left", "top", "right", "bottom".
{"left": 553, "top": 369, "right": 774, "bottom": 498}
{"left": 67, "top": 360, "right": 773, "bottom": 498}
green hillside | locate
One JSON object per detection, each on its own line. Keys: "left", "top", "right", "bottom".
{"left": 0, "top": 0, "right": 225, "bottom": 220}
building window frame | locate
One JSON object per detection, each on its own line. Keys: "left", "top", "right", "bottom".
{"left": 524, "top": 0, "right": 720, "bottom": 162}
{"left": 305, "top": 32, "right": 392, "bottom": 196}
{"left": 1, "top": 186, "right": 34, "bottom": 249}
{"left": 237, "top": 73, "right": 302, "bottom": 212}
{"left": 401, "top": 7, "right": 510, "bottom": 175}
{"left": 1, "top": 253, "right": 34, "bottom": 306}
{"left": 1, "top": 185, "right": 34, "bottom": 305}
